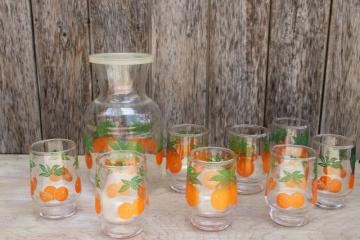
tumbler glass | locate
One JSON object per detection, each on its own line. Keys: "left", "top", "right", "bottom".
{"left": 30, "top": 139, "right": 81, "bottom": 219}
{"left": 265, "top": 145, "right": 317, "bottom": 227}
{"left": 226, "top": 124, "right": 270, "bottom": 194}
{"left": 166, "top": 124, "right": 208, "bottom": 192}
{"left": 96, "top": 150, "right": 147, "bottom": 239}
{"left": 186, "top": 147, "right": 237, "bottom": 231}
{"left": 270, "top": 117, "right": 310, "bottom": 146}
{"left": 312, "top": 134, "right": 356, "bottom": 209}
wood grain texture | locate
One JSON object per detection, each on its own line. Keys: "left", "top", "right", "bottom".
{"left": 0, "top": 0, "right": 41, "bottom": 153}
{"left": 208, "top": 0, "right": 270, "bottom": 145}
{"left": 150, "top": 0, "right": 208, "bottom": 130}
{"left": 321, "top": 0, "right": 360, "bottom": 154}
{"left": 265, "top": 0, "right": 331, "bottom": 133}
{"left": 89, "top": 0, "right": 150, "bottom": 97}
{"left": 32, "top": 0, "right": 91, "bottom": 153}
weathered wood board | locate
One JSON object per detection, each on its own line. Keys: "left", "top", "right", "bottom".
{"left": 208, "top": 0, "right": 270, "bottom": 145}
{"left": 150, "top": 0, "right": 208, "bottom": 132}
{"left": 265, "top": 0, "right": 331, "bottom": 134}
{"left": 321, "top": 0, "right": 360, "bottom": 155}
{"left": 0, "top": 0, "right": 41, "bottom": 153}
{"left": 32, "top": 0, "right": 91, "bottom": 153}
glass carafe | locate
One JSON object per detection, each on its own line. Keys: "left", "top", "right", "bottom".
{"left": 83, "top": 53, "right": 163, "bottom": 189}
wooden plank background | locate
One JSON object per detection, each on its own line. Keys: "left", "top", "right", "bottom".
{"left": 0, "top": 0, "right": 359, "bottom": 155}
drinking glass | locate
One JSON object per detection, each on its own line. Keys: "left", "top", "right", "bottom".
{"left": 166, "top": 124, "right": 208, "bottom": 192}
{"left": 186, "top": 147, "right": 237, "bottom": 231}
{"left": 30, "top": 139, "right": 81, "bottom": 219}
{"left": 226, "top": 124, "right": 270, "bottom": 194}
{"left": 265, "top": 145, "right": 317, "bottom": 227}
{"left": 96, "top": 150, "right": 147, "bottom": 239}
{"left": 312, "top": 134, "right": 356, "bottom": 209}
{"left": 270, "top": 117, "right": 310, "bottom": 146}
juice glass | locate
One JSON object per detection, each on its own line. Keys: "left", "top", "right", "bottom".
{"left": 265, "top": 145, "right": 317, "bottom": 227}
{"left": 166, "top": 124, "right": 208, "bottom": 192}
{"left": 312, "top": 134, "right": 356, "bottom": 209}
{"left": 30, "top": 139, "right": 81, "bottom": 219}
{"left": 270, "top": 117, "right": 310, "bottom": 146}
{"left": 186, "top": 147, "right": 237, "bottom": 231}
{"left": 96, "top": 150, "right": 147, "bottom": 239}
{"left": 226, "top": 124, "right": 270, "bottom": 194}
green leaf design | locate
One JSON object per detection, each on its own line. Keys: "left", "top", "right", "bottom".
{"left": 93, "top": 122, "right": 115, "bottom": 138}
{"left": 108, "top": 140, "right": 145, "bottom": 153}
{"left": 293, "top": 131, "right": 309, "bottom": 146}
{"left": 39, "top": 164, "right": 64, "bottom": 177}
{"left": 228, "top": 136, "right": 254, "bottom": 156}
{"left": 95, "top": 173, "right": 100, "bottom": 188}
{"left": 129, "top": 122, "right": 154, "bottom": 134}
{"left": 339, "top": 149, "right": 347, "bottom": 158}
{"left": 30, "top": 159, "right": 36, "bottom": 170}
{"left": 118, "top": 184, "right": 130, "bottom": 193}
{"left": 263, "top": 136, "right": 270, "bottom": 152}
{"left": 280, "top": 170, "right": 305, "bottom": 183}
{"left": 156, "top": 132, "right": 163, "bottom": 153}
{"left": 271, "top": 128, "right": 287, "bottom": 144}
{"left": 209, "top": 168, "right": 236, "bottom": 187}
{"left": 73, "top": 156, "right": 79, "bottom": 168}
{"left": 207, "top": 153, "right": 222, "bottom": 162}
{"left": 119, "top": 175, "right": 143, "bottom": 192}
{"left": 187, "top": 166, "right": 201, "bottom": 185}
{"left": 350, "top": 147, "right": 356, "bottom": 174}
{"left": 318, "top": 155, "right": 342, "bottom": 169}
{"left": 83, "top": 133, "right": 93, "bottom": 153}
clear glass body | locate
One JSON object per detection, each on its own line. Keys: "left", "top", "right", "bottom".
{"left": 270, "top": 117, "right": 310, "bottom": 146}
{"left": 166, "top": 124, "right": 209, "bottom": 192}
{"left": 226, "top": 124, "right": 270, "bottom": 194}
{"left": 186, "top": 147, "right": 237, "bottom": 231}
{"left": 30, "top": 139, "right": 81, "bottom": 219}
{"left": 265, "top": 145, "right": 317, "bottom": 227}
{"left": 311, "top": 134, "right": 356, "bottom": 209}
{"left": 84, "top": 53, "right": 163, "bottom": 190}
{"left": 96, "top": 150, "right": 147, "bottom": 239}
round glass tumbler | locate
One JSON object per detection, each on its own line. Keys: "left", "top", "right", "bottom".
{"left": 96, "top": 150, "right": 148, "bottom": 239}
{"left": 312, "top": 134, "right": 356, "bottom": 209}
{"left": 186, "top": 147, "right": 237, "bottom": 231}
{"left": 226, "top": 124, "right": 270, "bottom": 194}
{"left": 265, "top": 145, "right": 317, "bottom": 227}
{"left": 270, "top": 117, "right": 310, "bottom": 146}
{"left": 84, "top": 53, "right": 163, "bottom": 188}
{"left": 166, "top": 124, "right": 209, "bottom": 192}
{"left": 30, "top": 139, "right": 81, "bottom": 219}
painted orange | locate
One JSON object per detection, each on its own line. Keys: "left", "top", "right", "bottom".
{"left": 324, "top": 166, "right": 346, "bottom": 179}
{"left": 63, "top": 168, "right": 73, "bottom": 182}
{"left": 85, "top": 154, "right": 93, "bottom": 169}
{"left": 137, "top": 185, "right": 148, "bottom": 202}
{"left": 156, "top": 150, "right": 163, "bottom": 166}
{"left": 30, "top": 176, "right": 37, "bottom": 196}
{"left": 348, "top": 174, "right": 355, "bottom": 189}
{"left": 54, "top": 186, "right": 69, "bottom": 201}
{"left": 92, "top": 136, "right": 115, "bottom": 153}
{"left": 75, "top": 177, "right": 82, "bottom": 193}
{"left": 317, "top": 176, "right": 331, "bottom": 190}
{"left": 166, "top": 149, "right": 182, "bottom": 174}
{"left": 229, "top": 183, "right": 238, "bottom": 205}
{"left": 328, "top": 179, "right": 342, "bottom": 193}
{"left": 185, "top": 181, "right": 199, "bottom": 207}
{"left": 118, "top": 202, "right": 134, "bottom": 220}
{"left": 311, "top": 180, "right": 318, "bottom": 204}
{"left": 133, "top": 198, "right": 145, "bottom": 215}
{"left": 106, "top": 182, "right": 131, "bottom": 198}
{"left": 276, "top": 193, "right": 291, "bottom": 209}
{"left": 261, "top": 151, "right": 271, "bottom": 173}
{"left": 49, "top": 174, "right": 62, "bottom": 182}
{"left": 210, "top": 187, "right": 231, "bottom": 211}
{"left": 39, "top": 185, "right": 56, "bottom": 202}
{"left": 284, "top": 178, "right": 307, "bottom": 189}
{"left": 236, "top": 155, "right": 255, "bottom": 177}
{"left": 289, "top": 192, "right": 305, "bottom": 208}
{"left": 95, "top": 192, "right": 101, "bottom": 214}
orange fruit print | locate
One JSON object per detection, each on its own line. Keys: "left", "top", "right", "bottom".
{"left": 276, "top": 192, "right": 305, "bottom": 209}
{"left": 92, "top": 136, "right": 115, "bottom": 153}
{"left": 261, "top": 151, "right": 271, "bottom": 173}
{"left": 229, "top": 183, "right": 238, "bottom": 205}
{"left": 85, "top": 154, "right": 93, "bottom": 169}
{"left": 348, "top": 174, "right": 355, "bottom": 189}
{"left": 166, "top": 149, "right": 182, "bottom": 174}
{"left": 63, "top": 168, "right": 73, "bottom": 182}
{"left": 133, "top": 198, "right": 145, "bottom": 215}
{"left": 186, "top": 180, "right": 199, "bottom": 207}
{"left": 30, "top": 176, "right": 37, "bottom": 196}
{"left": 95, "top": 192, "right": 101, "bottom": 214}
{"left": 156, "top": 149, "right": 163, "bottom": 166}
{"left": 237, "top": 155, "right": 255, "bottom": 177}
{"left": 106, "top": 182, "right": 131, "bottom": 198}
{"left": 75, "top": 177, "right": 82, "bottom": 193}
{"left": 317, "top": 176, "right": 342, "bottom": 193}
{"left": 39, "top": 186, "right": 56, "bottom": 202}
{"left": 54, "top": 186, "right": 69, "bottom": 201}
{"left": 211, "top": 187, "right": 231, "bottom": 211}
{"left": 323, "top": 166, "right": 346, "bottom": 178}
{"left": 118, "top": 202, "right": 134, "bottom": 220}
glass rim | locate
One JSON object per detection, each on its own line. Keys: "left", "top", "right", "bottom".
{"left": 271, "top": 117, "right": 309, "bottom": 130}
{"left": 30, "top": 139, "right": 76, "bottom": 156}
{"left": 168, "top": 123, "right": 209, "bottom": 138}
{"left": 271, "top": 144, "right": 317, "bottom": 160}
{"left": 96, "top": 150, "right": 145, "bottom": 169}
{"left": 89, "top": 52, "right": 153, "bottom": 65}
{"left": 226, "top": 124, "right": 269, "bottom": 138}
{"left": 189, "top": 146, "right": 236, "bottom": 165}
{"left": 312, "top": 134, "right": 355, "bottom": 149}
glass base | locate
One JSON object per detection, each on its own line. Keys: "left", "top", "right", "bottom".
{"left": 101, "top": 220, "right": 142, "bottom": 239}
{"left": 269, "top": 207, "right": 308, "bottom": 227}
{"left": 190, "top": 215, "right": 231, "bottom": 232}
{"left": 237, "top": 182, "right": 263, "bottom": 195}
{"left": 168, "top": 175, "right": 186, "bottom": 193}
{"left": 40, "top": 202, "right": 76, "bottom": 219}
{"left": 316, "top": 197, "right": 344, "bottom": 209}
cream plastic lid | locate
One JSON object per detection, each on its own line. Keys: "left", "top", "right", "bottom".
{"left": 89, "top": 53, "right": 153, "bottom": 65}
